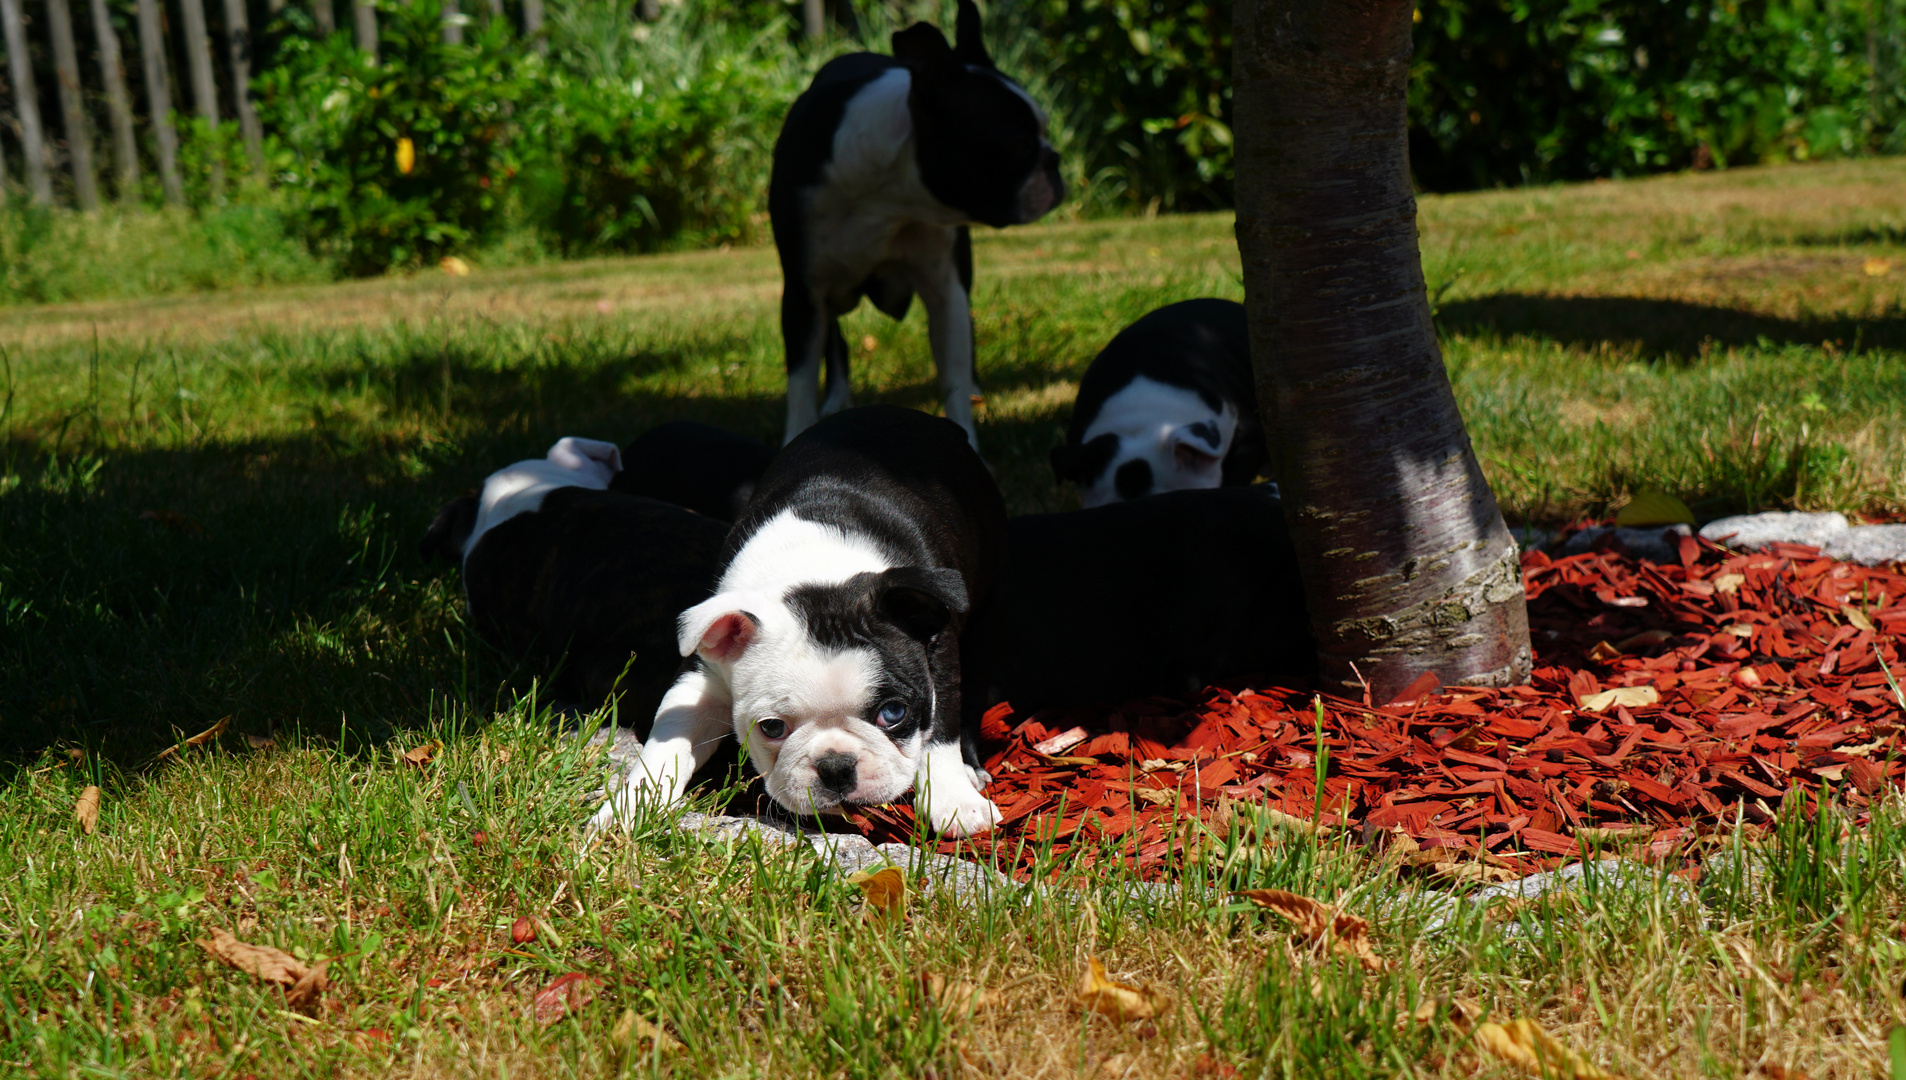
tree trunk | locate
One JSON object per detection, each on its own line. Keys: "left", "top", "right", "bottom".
{"left": 483, "top": 0, "right": 501, "bottom": 19}
{"left": 46, "top": 0, "right": 101, "bottom": 209}
{"left": 312, "top": 0, "right": 335, "bottom": 35}
{"left": 1, "top": 0, "right": 55, "bottom": 204}
{"left": 801, "top": 0, "right": 822, "bottom": 40}
{"left": 351, "top": 0, "right": 374, "bottom": 59}
{"left": 520, "top": 0, "right": 543, "bottom": 53}
{"left": 1231, "top": 0, "right": 1531, "bottom": 701}
{"left": 441, "top": 0, "right": 460, "bottom": 43}
{"left": 134, "top": 0, "right": 184, "bottom": 204}
{"left": 88, "top": 0, "right": 143, "bottom": 200}
{"left": 219, "top": 0, "right": 264, "bottom": 168}
{"left": 177, "top": 0, "right": 224, "bottom": 196}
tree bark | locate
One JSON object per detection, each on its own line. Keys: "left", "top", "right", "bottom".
{"left": 801, "top": 0, "right": 822, "bottom": 40}
{"left": 219, "top": 0, "right": 263, "bottom": 168}
{"left": 312, "top": 0, "right": 335, "bottom": 35}
{"left": 88, "top": 0, "right": 143, "bottom": 200}
{"left": 1232, "top": 0, "right": 1531, "bottom": 701}
{"left": 46, "top": 0, "right": 101, "bottom": 209}
{"left": 441, "top": 0, "right": 460, "bottom": 44}
{"left": 520, "top": 0, "right": 543, "bottom": 53}
{"left": 177, "top": 0, "right": 224, "bottom": 196}
{"left": 134, "top": 0, "right": 184, "bottom": 204}
{"left": 351, "top": 0, "right": 374, "bottom": 59}
{"left": 1, "top": 0, "right": 55, "bottom": 204}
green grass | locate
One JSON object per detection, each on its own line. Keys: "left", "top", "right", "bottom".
{"left": 1, "top": 158, "right": 1904, "bottom": 1076}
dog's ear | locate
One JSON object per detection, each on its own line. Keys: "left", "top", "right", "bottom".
{"left": 678, "top": 594, "right": 760, "bottom": 664}
{"left": 1048, "top": 443, "right": 1077, "bottom": 483}
{"left": 892, "top": 21, "right": 956, "bottom": 69}
{"left": 1171, "top": 425, "right": 1224, "bottom": 477}
{"left": 876, "top": 567, "right": 969, "bottom": 642}
{"left": 419, "top": 494, "right": 479, "bottom": 562}
{"left": 1051, "top": 432, "right": 1118, "bottom": 486}
{"left": 952, "top": 0, "right": 993, "bottom": 68}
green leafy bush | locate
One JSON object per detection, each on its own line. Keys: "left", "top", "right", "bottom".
{"left": 1409, "top": 0, "right": 1906, "bottom": 188}
{"left": 257, "top": 0, "right": 533, "bottom": 275}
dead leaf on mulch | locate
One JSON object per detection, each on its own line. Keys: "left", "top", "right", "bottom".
{"left": 195, "top": 928, "right": 330, "bottom": 1013}
{"left": 1077, "top": 958, "right": 1169, "bottom": 1022}
{"left": 75, "top": 786, "right": 100, "bottom": 835}
{"left": 401, "top": 740, "right": 443, "bottom": 768}
{"left": 846, "top": 866, "right": 907, "bottom": 923}
{"left": 532, "top": 972, "right": 600, "bottom": 1026}
{"left": 1578, "top": 685, "right": 1659, "bottom": 712}
{"left": 1473, "top": 1018, "right": 1622, "bottom": 1079}
{"left": 612, "top": 1008, "right": 684, "bottom": 1055}
{"left": 155, "top": 716, "right": 231, "bottom": 763}
{"left": 1237, "top": 889, "right": 1388, "bottom": 973}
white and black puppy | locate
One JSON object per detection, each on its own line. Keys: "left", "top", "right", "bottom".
{"left": 609, "top": 420, "right": 777, "bottom": 524}
{"left": 420, "top": 437, "right": 729, "bottom": 715}
{"left": 769, "top": 0, "right": 1064, "bottom": 448}
{"left": 590, "top": 405, "right": 1008, "bottom": 837}
{"left": 1050, "top": 299, "right": 1266, "bottom": 507}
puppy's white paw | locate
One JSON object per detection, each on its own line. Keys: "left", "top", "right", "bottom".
{"left": 584, "top": 771, "right": 680, "bottom": 838}
{"left": 921, "top": 785, "right": 1002, "bottom": 838}
{"left": 965, "top": 763, "right": 992, "bottom": 790}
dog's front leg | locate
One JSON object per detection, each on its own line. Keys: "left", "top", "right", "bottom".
{"left": 782, "top": 287, "right": 831, "bottom": 445}
{"left": 916, "top": 256, "right": 979, "bottom": 450}
{"left": 587, "top": 668, "right": 731, "bottom": 835}
{"left": 915, "top": 739, "right": 1001, "bottom": 838}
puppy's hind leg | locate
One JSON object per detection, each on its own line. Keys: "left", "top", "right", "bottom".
{"left": 586, "top": 667, "right": 732, "bottom": 837}
{"left": 819, "top": 319, "right": 853, "bottom": 418}
{"left": 782, "top": 288, "right": 829, "bottom": 446}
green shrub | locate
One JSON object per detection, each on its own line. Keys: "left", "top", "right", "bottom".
{"left": 1409, "top": 0, "right": 1906, "bottom": 189}
{"left": 257, "top": 0, "right": 534, "bottom": 275}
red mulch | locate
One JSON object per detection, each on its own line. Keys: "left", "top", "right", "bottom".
{"left": 842, "top": 535, "right": 1906, "bottom": 880}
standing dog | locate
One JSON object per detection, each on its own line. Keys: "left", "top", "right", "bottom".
{"left": 590, "top": 406, "right": 1008, "bottom": 837}
{"left": 769, "top": 0, "right": 1064, "bottom": 448}
{"left": 1050, "top": 299, "right": 1266, "bottom": 507}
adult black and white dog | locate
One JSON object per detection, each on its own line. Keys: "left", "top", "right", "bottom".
{"left": 590, "top": 405, "right": 1008, "bottom": 837}
{"left": 1050, "top": 299, "right": 1266, "bottom": 507}
{"left": 769, "top": 0, "right": 1064, "bottom": 448}
{"left": 420, "top": 437, "right": 728, "bottom": 716}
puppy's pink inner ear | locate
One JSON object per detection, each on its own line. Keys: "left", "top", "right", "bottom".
{"left": 699, "top": 612, "right": 757, "bottom": 663}
{"left": 1174, "top": 441, "right": 1221, "bottom": 472}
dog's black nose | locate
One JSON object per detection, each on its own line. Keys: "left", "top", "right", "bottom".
{"left": 814, "top": 752, "right": 858, "bottom": 795}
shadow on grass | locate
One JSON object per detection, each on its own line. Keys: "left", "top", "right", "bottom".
{"left": 0, "top": 386, "right": 1078, "bottom": 779}
{"left": 1439, "top": 294, "right": 1906, "bottom": 359}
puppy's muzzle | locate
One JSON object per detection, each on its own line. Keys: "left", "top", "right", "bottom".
{"left": 1017, "top": 149, "right": 1065, "bottom": 223}
{"left": 814, "top": 751, "right": 859, "bottom": 796}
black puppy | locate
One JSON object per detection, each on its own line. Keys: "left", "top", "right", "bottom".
{"left": 1051, "top": 299, "right": 1266, "bottom": 507}
{"left": 770, "top": 0, "right": 1064, "bottom": 448}
{"left": 610, "top": 421, "right": 777, "bottom": 523}
{"left": 421, "top": 438, "right": 727, "bottom": 721}
{"left": 590, "top": 405, "right": 1009, "bottom": 837}
{"left": 992, "top": 485, "right": 1312, "bottom": 709}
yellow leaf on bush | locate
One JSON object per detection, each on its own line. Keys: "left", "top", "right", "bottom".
{"left": 1077, "top": 957, "right": 1168, "bottom": 1022}
{"left": 1474, "top": 1018, "right": 1620, "bottom": 1079}
{"left": 396, "top": 137, "right": 416, "bottom": 175}
{"left": 846, "top": 866, "right": 906, "bottom": 922}
{"left": 1236, "top": 889, "right": 1387, "bottom": 972}
{"left": 75, "top": 786, "right": 100, "bottom": 835}
{"left": 1578, "top": 685, "right": 1658, "bottom": 713}
{"left": 1614, "top": 489, "right": 1694, "bottom": 527}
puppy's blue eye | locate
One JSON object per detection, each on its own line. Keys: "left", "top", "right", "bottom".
{"left": 875, "top": 702, "right": 907, "bottom": 728}
{"left": 758, "top": 717, "right": 787, "bottom": 740}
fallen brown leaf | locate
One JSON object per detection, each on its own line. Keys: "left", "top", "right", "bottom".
{"left": 75, "top": 786, "right": 100, "bottom": 835}
{"left": 155, "top": 716, "right": 232, "bottom": 763}
{"left": 1430, "top": 860, "right": 1522, "bottom": 885}
{"left": 401, "top": 740, "right": 443, "bottom": 768}
{"left": 195, "top": 928, "right": 328, "bottom": 1013}
{"left": 920, "top": 972, "right": 995, "bottom": 1015}
{"left": 846, "top": 866, "right": 907, "bottom": 923}
{"left": 1077, "top": 957, "right": 1168, "bottom": 1022}
{"left": 1474, "top": 1018, "right": 1620, "bottom": 1079}
{"left": 532, "top": 972, "right": 599, "bottom": 1026}
{"left": 348, "top": 1028, "right": 391, "bottom": 1052}
{"left": 1096, "top": 1051, "right": 1138, "bottom": 1078}
{"left": 1586, "top": 641, "right": 1623, "bottom": 664}
{"left": 1578, "top": 686, "right": 1658, "bottom": 712}
{"left": 1615, "top": 628, "right": 1675, "bottom": 652}
{"left": 1236, "top": 889, "right": 1387, "bottom": 973}
{"left": 612, "top": 1008, "right": 684, "bottom": 1055}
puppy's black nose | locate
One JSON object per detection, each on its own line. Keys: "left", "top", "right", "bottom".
{"left": 814, "top": 752, "right": 858, "bottom": 795}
